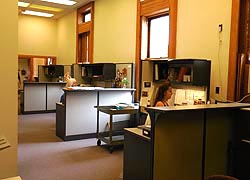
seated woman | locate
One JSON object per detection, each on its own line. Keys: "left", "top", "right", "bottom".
{"left": 154, "top": 81, "right": 173, "bottom": 107}
{"left": 60, "top": 76, "right": 77, "bottom": 104}
{"left": 144, "top": 81, "right": 173, "bottom": 125}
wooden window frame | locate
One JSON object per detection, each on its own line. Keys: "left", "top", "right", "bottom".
{"left": 135, "top": 0, "right": 178, "bottom": 100}
{"left": 228, "top": 0, "right": 250, "bottom": 101}
{"left": 18, "top": 54, "right": 56, "bottom": 81}
{"left": 76, "top": 2, "right": 94, "bottom": 64}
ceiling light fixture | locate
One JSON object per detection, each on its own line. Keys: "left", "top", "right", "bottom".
{"left": 41, "top": 0, "right": 77, "bottom": 6}
{"left": 22, "top": 10, "right": 54, "bottom": 18}
{"left": 18, "top": 1, "right": 30, "bottom": 7}
{"left": 29, "top": 4, "right": 63, "bottom": 12}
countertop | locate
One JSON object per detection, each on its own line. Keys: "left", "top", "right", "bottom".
{"left": 145, "top": 103, "right": 250, "bottom": 113}
{"left": 24, "top": 82, "right": 66, "bottom": 84}
{"left": 124, "top": 127, "right": 151, "bottom": 141}
{"left": 63, "top": 87, "right": 135, "bottom": 91}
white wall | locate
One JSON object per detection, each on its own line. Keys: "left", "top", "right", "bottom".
{"left": 176, "top": 0, "right": 232, "bottom": 100}
{"left": 94, "top": 0, "right": 137, "bottom": 63}
{"left": 18, "top": 15, "right": 57, "bottom": 56}
{"left": 57, "top": 11, "right": 76, "bottom": 65}
{"left": 0, "top": 0, "right": 18, "bottom": 178}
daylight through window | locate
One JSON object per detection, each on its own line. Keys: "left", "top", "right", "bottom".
{"left": 149, "top": 15, "right": 169, "bottom": 58}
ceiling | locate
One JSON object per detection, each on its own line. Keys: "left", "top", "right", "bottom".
{"left": 18, "top": 0, "right": 93, "bottom": 19}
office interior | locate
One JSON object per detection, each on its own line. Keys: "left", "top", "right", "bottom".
{"left": 1, "top": 0, "right": 250, "bottom": 180}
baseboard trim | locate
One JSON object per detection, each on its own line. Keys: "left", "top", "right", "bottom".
{"left": 58, "top": 133, "right": 97, "bottom": 141}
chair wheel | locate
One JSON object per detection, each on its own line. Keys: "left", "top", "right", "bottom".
{"left": 97, "top": 139, "right": 101, "bottom": 146}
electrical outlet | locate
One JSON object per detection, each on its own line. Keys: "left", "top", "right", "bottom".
{"left": 216, "top": 87, "right": 220, "bottom": 94}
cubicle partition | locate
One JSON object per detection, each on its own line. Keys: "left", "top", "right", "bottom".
{"left": 56, "top": 87, "right": 135, "bottom": 141}
{"left": 23, "top": 82, "right": 65, "bottom": 114}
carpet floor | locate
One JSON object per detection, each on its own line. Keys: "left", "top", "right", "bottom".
{"left": 18, "top": 113, "right": 123, "bottom": 180}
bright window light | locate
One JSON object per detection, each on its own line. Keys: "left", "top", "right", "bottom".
{"left": 149, "top": 15, "right": 169, "bottom": 58}
{"left": 22, "top": 10, "right": 54, "bottom": 18}
{"left": 41, "top": 0, "right": 77, "bottom": 6}
{"left": 84, "top": 12, "right": 91, "bottom": 22}
{"left": 18, "top": 2, "right": 30, "bottom": 7}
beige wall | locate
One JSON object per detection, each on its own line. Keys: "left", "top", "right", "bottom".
{"left": 18, "top": 15, "right": 57, "bottom": 56}
{"left": 94, "top": 0, "right": 137, "bottom": 63}
{"left": 17, "top": 0, "right": 233, "bottom": 101}
{"left": 18, "top": 0, "right": 138, "bottom": 65}
{"left": 0, "top": 0, "right": 18, "bottom": 179}
{"left": 176, "top": 0, "right": 232, "bottom": 100}
{"left": 57, "top": 11, "right": 76, "bottom": 65}
{"left": 4, "top": 0, "right": 234, "bottom": 178}
{"left": 18, "top": 0, "right": 233, "bottom": 99}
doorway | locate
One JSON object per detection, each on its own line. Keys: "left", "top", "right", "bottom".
{"left": 18, "top": 55, "right": 56, "bottom": 114}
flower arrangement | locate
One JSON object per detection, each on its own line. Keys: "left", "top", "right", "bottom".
{"left": 115, "top": 68, "right": 128, "bottom": 88}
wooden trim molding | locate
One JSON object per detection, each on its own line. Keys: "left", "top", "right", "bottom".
{"left": 18, "top": 54, "right": 57, "bottom": 65}
{"left": 30, "top": 58, "right": 34, "bottom": 81}
{"left": 135, "top": 0, "right": 142, "bottom": 101}
{"left": 168, "top": 0, "right": 177, "bottom": 58}
{"left": 18, "top": 54, "right": 56, "bottom": 59}
{"left": 78, "top": 22, "right": 91, "bottom": 34}
{"left": 140, "top": 0, "right": 169, "bottom": 16}
{"left": 244, "top": 64, "right": 250, "bottom": 95}
{"left": 227, "top": 0, "right": 240, "bottom": 101}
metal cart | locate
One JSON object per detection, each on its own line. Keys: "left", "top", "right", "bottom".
{"left": 95, "top": 105, "right": 138, "bottom": 153}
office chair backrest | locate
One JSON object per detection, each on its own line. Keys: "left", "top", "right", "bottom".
{"left": 206, "top": 175, "right": 239, "bottom": 180}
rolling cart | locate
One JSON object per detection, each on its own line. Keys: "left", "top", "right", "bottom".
{"left": 95, "top": 105, "right": 138, "bottom": 153}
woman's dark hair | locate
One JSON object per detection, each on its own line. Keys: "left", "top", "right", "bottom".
{"left": 154, "top": 81, "right": 171, "bottom": 106}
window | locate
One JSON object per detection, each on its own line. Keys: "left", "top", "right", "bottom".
{"left": 78, "top": 32, "right": 89, "bottom": 62}
{"left": 148, "top": 14, "right": 169, "bottom": 58}
{"left": 76, "top": 2, "right": 94, "bottom": 64}
{"left": 135, "top": 0, "right": 178, "bottom": 100}
{"left": 83, "top": 11, "right": 91, "bottom": 23}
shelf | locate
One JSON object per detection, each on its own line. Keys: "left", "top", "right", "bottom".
{"left": 81, "top": 63, "right": 115, "bottom": 80}
{"left": 96, "top": 105, "right": 138, "bottom": 153}
{"left": 99, "top": 135, "right": 124, "bottom": 145}
{"left": 145, "top": 59, "right": 211, "bottom": 86}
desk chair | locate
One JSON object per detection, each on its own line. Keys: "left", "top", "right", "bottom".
{"left": 206, "top": 175, "right": 238, "bottom": 180}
